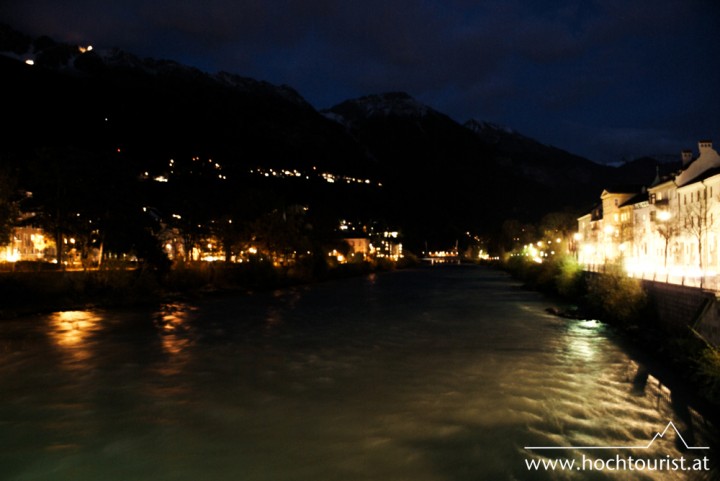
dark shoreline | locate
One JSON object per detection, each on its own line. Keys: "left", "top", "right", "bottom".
{"left": 0, "top": 259, "right": 416, "bottom": 321}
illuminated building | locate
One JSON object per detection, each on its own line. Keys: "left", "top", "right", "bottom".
{"left": 0, "top": 226, "right": 55, "bottom": 263}
{"left": 578, "top": 139, "right": 720, "bottom": 288}
{"left": 344, "top": 238, "right": 370, "bottom": 258}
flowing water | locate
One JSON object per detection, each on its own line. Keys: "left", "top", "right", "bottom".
{"left": 0, "top": 265, "right": 716, "bottom": 480}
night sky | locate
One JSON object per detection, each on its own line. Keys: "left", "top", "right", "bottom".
{"left": 3, "top": 0, "right": 719, "bottom": 165}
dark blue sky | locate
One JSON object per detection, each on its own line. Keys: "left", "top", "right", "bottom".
{"left": 3, "top": 0, "right": 719, "bottom": 164}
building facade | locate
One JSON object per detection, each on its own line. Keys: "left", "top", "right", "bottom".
{"left": 578, "top": 139, "right": 720, "bottom": 288}
{"left": 0, "top": 226, "right": 55, "bottom": 263}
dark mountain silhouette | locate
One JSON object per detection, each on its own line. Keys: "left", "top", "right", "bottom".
{"left": 464, "top": 119, "right": 611, "bottom": 188}
{"left": 0, "top": 24, "right": 672, "bottom": 252}
{"left": 321, "top": 93, "right": 669, "bottom": 248}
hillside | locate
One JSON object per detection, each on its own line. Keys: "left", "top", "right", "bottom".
{"left": 0, "top": 24, "right": 670, "bottom": 253}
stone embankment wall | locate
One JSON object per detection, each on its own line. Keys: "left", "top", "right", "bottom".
{"left": 642, "top": 280, "right": 720, "bottom": 348}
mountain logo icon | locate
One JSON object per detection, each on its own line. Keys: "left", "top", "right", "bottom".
{"left": 525, "top": 422, "right": 709, "bottom": 451}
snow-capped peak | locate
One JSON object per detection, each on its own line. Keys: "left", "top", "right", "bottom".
{"left": 464, "top": 119, "right": 515, "bottom": 135}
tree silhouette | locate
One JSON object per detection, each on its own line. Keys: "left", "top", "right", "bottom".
{"left": 681, "top": 186, "right": 716, "bottom": 284}
{"left": 654, "top": 210, "right": 680, "bottom": 267}
{"left": 252, "top": 205, "right": 312, "bottom": 265}
{"left": 0, "top": 164, "right": 20, "bottom": 246}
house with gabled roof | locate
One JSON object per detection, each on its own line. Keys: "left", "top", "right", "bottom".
{"left": 577, "top": 185, "right": 644, "bottom": 267}
{"left": 578, "top": 139, "right": 720, "bottom": 288}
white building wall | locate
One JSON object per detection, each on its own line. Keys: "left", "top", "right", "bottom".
{"left": 578, "top": 140, "right": 720, "bottom": 288}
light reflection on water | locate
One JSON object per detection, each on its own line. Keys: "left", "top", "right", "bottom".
{"left": 153, "top": 302, "right": 196, "bottom": 356}
{"left": 0, "top": 266, "right": 716, "bottom": 481}
{"left": 48, "top": 310, "right": 103, "bottom": 363}
{"left": 565, "top": 318, "right": 603, "bottom": 361}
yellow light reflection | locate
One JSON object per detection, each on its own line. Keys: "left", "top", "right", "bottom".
{"left": 153, "top": 303, "right": 194, "bottom": 356}
{"left": 49, "top": 310, "right": 103, "bottom": 362}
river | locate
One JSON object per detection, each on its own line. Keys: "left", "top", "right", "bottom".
{"left": 0, "top": 265, "right": 716, "bottom": 480}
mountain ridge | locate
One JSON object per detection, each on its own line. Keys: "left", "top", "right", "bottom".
{"left": 0, "top": 24, "right": 671, "bottom": 250}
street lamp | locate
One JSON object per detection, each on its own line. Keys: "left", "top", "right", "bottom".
{"left": 657, "top": 210, "right": 671, "bottom": 222}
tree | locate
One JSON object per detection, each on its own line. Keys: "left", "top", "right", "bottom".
{"left": 654, "top": 209, "right": 679, "bottom": 267}
{"left": 209, "top": 188, "right": 275, "bottom": 264}
{"left": 252, "top": 205, "right": 312, "bottom": 266}
{"left": 681, "top": 186, "right": 716, "bottom": 284}
{"left": 539, "top": 210, "right": 579, "bottom": 255}
{"left": 0, "top": 166, "right": 20, "bottom": 246}
{"left": 23, "top": 145, "right": 151, "bottom": 268}
{"left": 24, "top": 147, "right": 95, "bottom": 267}
{"left": 499, "top": 219, "right": 536, "bottom": 254}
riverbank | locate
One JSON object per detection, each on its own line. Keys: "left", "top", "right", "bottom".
{"left": 0, "top": 257, "right": 418, "bottom": 320}
{"left": 498, "top": 255, "right": 720, "bottom": 426}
